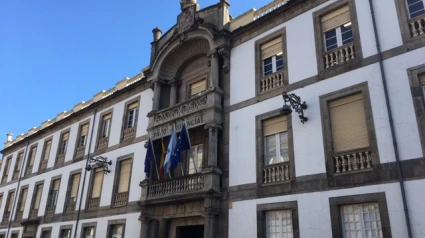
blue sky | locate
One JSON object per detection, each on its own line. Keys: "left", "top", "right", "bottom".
{"left": 0, "top": 0, "right": 272, "bottom": 149}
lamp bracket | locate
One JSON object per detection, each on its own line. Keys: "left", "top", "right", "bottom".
{"left": 86, "top": 156, "right": 112, "bottom": 174}
{"left": 282, "top": 92, "right": 308, "bottom": 124}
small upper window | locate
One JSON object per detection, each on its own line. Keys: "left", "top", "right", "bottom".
{"left": 60, "top": 132, "right": 69, "bottom": 154}
{"left": 266, "top": 210, "right": 293, "bottom": 238}
{"left": 420, "top": 74, "right": 425, "bottom": 99}
{"left": 78, "top": 124, "right": 89, "bottom": 147}
{"left": 321, "top": 5, "right": 353, "bottom": 52}
{"left": 406, "top": 0, "right": 425, "bottom": 18}
{"left": 263, "top": 116, "right": 289, "bottom": 165}
{"left": 111, "top": 224, "right": 124, "bottom": 238}
{"left": 340, "top": 203, "right": 383, "bottom": 238}
{"left": 126, "top": 102, "right": 138, "bottom": 129}
{"left": 187, "top": 144, "right": 203, "bottom": 174}
{"left": 190, "top": 79, "right": 206, "bottom": 98}
{"left": 101, "top": 113, "right": 112, "bottom": 138}
{"left": 261, "top": 37, "right": 283, "bottom": 76}
{"left": 61, "top": 229, "right": 71, "bottom": 238}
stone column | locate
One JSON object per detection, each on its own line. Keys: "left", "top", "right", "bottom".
{"left": 204, "top": 214, "right": 217, "bottom": 238}
{"left": 205, "top": 123, "right": 222, "bottom": 167}
{"left": 153, "top": 80, "right": 162, "bottom": 111}
{"left": 139, "top": 217, "right": 150, "bottom": 238}
{"left": 158, "top": 219, "right": 168, "bottom": 238}
{"left": 208, "top": 50, "right": 220, "bottom": 88}
{"left": 169, "top": 79, "right": 178, "bottom": 107}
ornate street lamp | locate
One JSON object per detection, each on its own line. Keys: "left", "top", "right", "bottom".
{"left": 85, "top": 156, "right": 112, "bottom": 174}
{"left": 281, "top": 92, "right": 308, "bottom": 124}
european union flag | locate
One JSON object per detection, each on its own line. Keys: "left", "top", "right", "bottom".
{"left": 171, "top": 121, "right": 192, "bottom": 168}
{"left": 144, "top": 138, "right": 155, "bottom": 178}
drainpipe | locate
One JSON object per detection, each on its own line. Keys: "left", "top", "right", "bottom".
{"left": 6, "top": 141, "right": 30, "bottom": 238}
{"left": 368, "top": 1, "right": 413, "bottom": 237}
{"left": 73, "top": 108, "right": 98, "bottom": 238}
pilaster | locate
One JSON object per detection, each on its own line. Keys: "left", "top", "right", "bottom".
{"left": 169, "top": 79, "right": 178, "bottom": 107}
{"left": 208, "top": 50, "right": 220, "bottom": 88}
{"left": 205, "top": 123, "right": 222, "bottom": 167}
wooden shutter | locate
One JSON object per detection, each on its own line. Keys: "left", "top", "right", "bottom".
{"left": 53, "top": 179, "right": 60, "bottom": 191}
{"left": 5, "top": 158, "right": 11, "bottom": 175}
{"left": 43, "top": 141, "right": 52, "bottom": 161}
{"left": 70, "top": 174, "right": 80, "bottom": 198}
{"left": 29, "top": 147, "right": 37, "bottom": 166}
{"left": 16, "top": 153, "right": 24, "bottom": 171}
{"left": 62, "top": 132, "right": 69, "bottom": 141}
{"left": 91, "top": 168, "right": 104, "bottom": 198}
{"left": 261, "top": 37, "right": 283, "bottom": 60}
{"left": 128, "top": 102, "right": 138, "bottom": 110}
{"left": 7, "top": 192, "right": 15, "bottom": 212}
{"left": 263, "top": 116, "right": 287, "bottom": 136}
{"left": 81, "top": 124, "right": 89, "bottom": 136}
{"left": 19, "top": 188, "right": 28, "bottom": 211}
{"left": 329, "top": 93, "right": 369, "bottom": 153}
{"left": 34, "top": 185, "right": 43, "bottom": 209}
{"left": 419, "top": 74, "right": 425, "bottom": 84}
{"left": 118, "top": 160, "right": 132, "bottom": 193}
{"left": 190, "top": 80, "right": 206, "bottom": 97}
{"left": 103, "top": 113, "right": 112, "bottom": 121}
{"left": 321, "top": 5, "right": 350, "bottom": 32}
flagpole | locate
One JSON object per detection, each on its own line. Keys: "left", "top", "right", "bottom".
{"left": 149, "top": 134, "right": 160, "bottom": 181}
{"left": 184, "top": 118, "right": 197, "bottom": 174}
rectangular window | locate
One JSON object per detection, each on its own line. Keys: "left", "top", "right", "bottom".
{"left": 11, "top": 234, "right": 17, "bottom": 238}
{"left": 28, "top": 147, "right": 37, "bottom": 167}
{"left": 2, "top": 157, "right": 12, "bottom": 182}
{"left": 61, "top": 229, "right": 71, "bottom": 238}
{"left": 7, "top": 191, "right": 15, "bottom": 212}
{"left": 13, "top": 152, "right": 24, "bottom": 178}
{"left": 118, "top": 160, "right": 131, "bottom": 193}
{"left": 322, "top": 5, "right": 353, "bottom": 51}
{"left": 111, "top": 225, "right": 124, "bottom": 238}
{"left": 329, "top": 93, "right": 369, "bottom": 153}
{"left": 43, "top": 140, "right": 52, "bottom": 161}
{"left": 41, "top": 230, "right": 51, "bottom": 238}
{"left": 60, "top": 132, "right": 70, "bottom": 154}
{"left": 266, "top": 210, "right": 293, "bottom": 238}
{"left": 341, "top": 203, "right": 383, "bottom": 238}
{"left": 18, "top": 188, "right": 28, "bottom": 212}
{"left": 126, "top": 102, "right": 139, "bottom": 129}
{"left": 0, "top": 195, "right": 3, "bottom": 208}
{"left": 187, "top": 144, "right": 203, "bottom": 174}
{"left": 33, "top": 184, "right": 43, "bottom": 210}
{"left": 261, "top": 37, "right": 283, "bottom": 76}
{"left": 78, "top": 124, "right": 89, "bottom": 147}
{"left": 84, "top": 227, "right": 95, "bottom": 238}
{"left": 50, "top": 179, "right": 61, "bottom": 206}
{"left": 190, "top": 79, "right": 207, "bottom": 98}
{"left": 91, "top": 168, "right": 104, "bottom": 198}
{"left": 69, "top": 173, "right": 81, "bottom": 202}
{"left": 406, "top": 0, "right": 425, "bottom": 18}
{"left": 263, "top": 116, "right": 289, "bottom": 165}
{"left": 420, "top": 74, "right": 425, "bottom": 98}
{"left": 101, "top": 114, "right": 112, "bottom": 138}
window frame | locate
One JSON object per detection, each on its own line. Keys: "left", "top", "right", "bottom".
{"left": 395, "top": 0, "right": 425, "bottom": 47}
{"left": 320, "top": 82, "right": 379, "bottom": 176}
{"left": 15, "top": 185, "right": 29, "bottom": 220}
{"left": 257, "top": 201, "right": 299, "bottom": 238}
{"left": 64, "top": 170, "right": 81, "bottom": 214}
{"left": 40, "top": 227, "right": 52, "bottom": 238}
{"left": 58, "top": 130, "right": 70, "bottom": 156}
{"left": 187, "top": 144, "right": 204, "bottom": 174}
{"left": 96, "top": 109, "right": 114, "bottom": 151}
{"left": 30, "top": 181, "right": 44, "bottom": 218}
{"left": 86, "top": 166, "right": 105, "bottom": 210}
{"left": 59, "top": 225, "right": 73, "bottom": 238}
{"left": 408, "top": 65, "right": 425, "bottom": 157}
{"left": 189, "top": 79, "right": 207, "bottom": 99}
{"left": 39, "top": 137, "right": 53, "bottom": 172}
{"left": 329, "top": 192, "right": 391, "bottom": 238}
{"left": 47, "top": 176, "right": 62, "bottom": 208}
{"left": 111, "top": 155, "right": 133, "bottom": 207}
{"left": 120, "top": 97, "right": 141, "bottom": 142}
{"left": 254, "top": 28, "right": 288, "bottom": 96}
{"left": 25, "top": 144, "right": 38, "bottom": 176}
{"left": 184, "top": 73, "right": 209, "bottom": 101}
{"left": 81, "top": 222, "right": 97, "bottom": 238}
{"left": 74, "top": 119, "right": 91, "bottom": 160}
{"left": 106, "top": 219, "right": 126, "bottom": 238}
{"left": 256, "top": 109, "right": 295, "bottom": 186}
{"left": 12, "top": 151, "right": 25, "bottom": 180}
{"left": 1, "top": 156, "right": 12, "bottom": 184}
{"left": 313, "top": 0, "right": 362, "bottom": 74}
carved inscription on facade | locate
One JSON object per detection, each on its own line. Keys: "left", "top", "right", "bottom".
{"left": 152, "top": 114, "right": 204, "bottom": 139}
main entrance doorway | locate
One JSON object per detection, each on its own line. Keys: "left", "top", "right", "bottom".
{"left": 176, "top": 225, "right": 204, "bottom": 238}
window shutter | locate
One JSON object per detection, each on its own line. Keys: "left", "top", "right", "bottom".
{"left": 5, "top": 158, "right": 12, "bottom": 175}
{"left": 321, "top": 5, "right": 350, "bottom": 32}
{"left": 81, "top": 124, "right": 89, "bottom": 136}
{"left": 261, "top": 37, "right": 283, "bottom": 60}
{"left": 7, "top": 192, "right": 15, "bottom": 212}
{"left": 62, "top": 132, "right": 69, "bottom": 141}
{"left": 419, "top": 74, "right": 425, "bottom": 85}
{"left": 44, "top": 141, "right": 52, "bottom": 161}
{"left": 70, "top": 174, "right": 80, "bottom": 198}
{"left": 19, "top": 188, "right": 28, "bottom": 211}
{"left": 0, "top": 195, "right": 3, "bottom": 207}
{"left": 16, "top": 154, "right": 23, "bottom": 171}
{"left": 128, "top": 102, "right": 139, "bottom": 110}
{"left": 29, "top": 147, "right": 37, "bottom": 166}
{"left": 118, "top": 160, "right": 132, "bottom": 193}
{"left": 34, "top": 185, "right": 43, "bottom": 209}
{"left": 329, "top": 93, "right": 369, "bottom": 153}
{"left": 190, "top": 80, "right": 207, "bottom": 96}
{"left": 53, "top": 179, "right": 60, "bottom": 191}
{"left": 91, "top": 168, "right": 104, "bottom": 198}
{"left": 263, "top": 116, "right": 287, "bottom": 136}
{"left": 103, "top": 113, "right": 112, "bottom": 121}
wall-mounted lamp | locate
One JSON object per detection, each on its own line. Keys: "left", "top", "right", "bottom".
{"left": 281, "top": 92, "right": 308, "bottom": 124}
{"left": 85, "top": 156, "right": 112, "bottom": 174}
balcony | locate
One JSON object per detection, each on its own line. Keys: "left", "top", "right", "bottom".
{"left": 333, "top": 148, "right": 372, "bottom": 174}
{"left": 25, "top": 165, "right": 33, "bottom": 176}
{"left": 39, "top": 160, "right": 48, "bottom": 171}
{"left": 121, "top": 127, "right": 136, "bottom": 141}
{"left": 260, "top": 71, "right": 285, "bottom": 93}
{"left": 2, "top": 212, "right": 10, "bottom": 223}
{"left": 87, "top": 197, "right": 100, "bottom": 211}
{"left": 64, "top": 201, "right": 76, "bottom": 213}
{"left": 96, "top": 137, "right": 109, "bottom": 150}
{"left": 12, "top": 171, "right": 19, "bottom": 180}
{"left": 44, "top": 206, "right": 56, "bottom": 218}
{"left": 74, "top": 146, "right": 85, "bottom": 160}
{"left": 29, "top": 209, "right": 38, "bottom": 219}
{"left": 323, "top": 43, "right": 355, "bottom": 69}
{"left": 56, "top": 154, "right": 65, "bottom": 166}
{"left": 14, "top": 211, "right": 23, "bottom": 221}
{"left": 262, "top": 162, "right": 290, "bottom": 184}
{"left": 409, "top": 14, "right": 425, "bottom": 37}
{"left": 112, "top": 192, "right": 128, "bottom": 207}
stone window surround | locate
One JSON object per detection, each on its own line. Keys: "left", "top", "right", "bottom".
{"left": 40, "top": 227, "right": 52, "bottom": 237}
{"left": 46, "top": 174, "right": 62, "bottom": 211}
{"left": 10, "top": 230, "right": 19, "bottom": 237}
{"left": 56, "top": 129, "right": 71, "bottom": 164}
{"left": 185, "top": 71, "right": 209, "bottom": 101}
{"left": 256, "top": 201, "right": 299, "bottom": 238}
{"left": 59, "top": 224, "right": 73, "bottom": 237}
{"left": 394, "top": 0, "right": 425, "bottom": 48}
{"left": 85, "top": 164, "right": 104, "bottom": 210}
{"left": 39, "top": 136, "right": 53, "bottom": 172}
{"left": 80, "top": 222, "right": 97, "bottom": 238}
{"left": 0, "top": 192, "right": 4, "bottom": 208}
{"left": 14, "top": 185, "right": 29, "bottom": 220}
{"left": 106, "top": 219, "right": 126, "bottom": 238}
{"left": 320, "top": 82, "right": 379, "bottom": 176}
{"left": 407, "top": 64, "right": 425, "bottom": 157}
{"left": 73, "top": 118, "right": 91, "bottom": 160}
{"left": 329, "top": 192, "right": 392, "bottom": 238}
{"left": 120, "top": 96, "right": 141, "bottom": 142}
{"left": 63, "top": 169, "right": 82, "bottom": 214}
{"left": 29, "top": 180, "right": 44, "bottom": 217}
{"left": 254, "top": 28, "right": 289, "bottom": 96}
{"left": 25, "top": 144, "right": 38, "bottom": 176}
{"left": 111, "top": 154, "right": 134, "bottom": 207}
{"left": 95, "top": 108, "right": 114, "bottom": 151}
{"left": 313, "top": 0, "right": 363, "bottom": 75}
{"left": 12, "top": 150, "right": 25, "bottom": 180}
{"left": 1, "top": 156, "right": 12, "bottom": 184}
{"left": 255, "top": 108, "right": 295, "bottom": 185}
{"left": 4, "top": 189, "right": 16, "bottom": 221}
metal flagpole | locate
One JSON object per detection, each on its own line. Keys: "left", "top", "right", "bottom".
{"left": 148, "top": 133, "right": 160, "bottom": 181}
{"left": 184, "top": 118, "right": 197, "bottom": 173}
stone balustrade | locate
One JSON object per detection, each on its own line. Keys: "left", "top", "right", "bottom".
{"left": 334, "top": 149, "right": 372, "bottom": 173}
{"left": 263, "top": 162, "right": 290, "bottom": 184}
{"left": 65, "top": 201, "right": 76, "bottom": 213}
{"left": 260, "top": 71, "right": 284, "bottom": 93}
{"left": 122, "top": 127, "right": 136, "bottom": 141}
{"left": 40, "top": 160, "right": 48, "bottom": 171}
{"left": 323, "top": 43, "right": 355, "bottom": 69}
{"left": 1, "top": 176, "right": 6, "bottom": 184}
{"left": 74, "top": 146, "right": 85, "bottom": 159}
{"left": 29, "top": 209, "right": 38, "bottom": 219}
{"left": 113, "top": 192, "right": 129, "bottom": 207}
{"left": 56, "top": 155, "right": 65, "bottom": 165}
{"left": 96, "top": 137, "right": 109, "bottom": 150}
{"left": 15, "top": 211, "right": 23, "bottom": 220}
{"left": 12, "top": 172, "right": 19, "bottom": 180}
{"left": 2, "top": 212, "right": 10, "bottom": 223}
{"left": 147, "top": 174, "right": 205, "bottom": 198}
{"left": 87, "top": 197, "right": 100, "bottom": 211}
{"left": 25, "top": 165, "right": 33, "bottom": 176}
{"left": 410, "top": 14, "right": 425, "bottom": 37}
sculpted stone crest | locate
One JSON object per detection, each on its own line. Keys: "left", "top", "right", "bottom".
{"left": 178, "top": 6, "right": 195, "bottom": 34}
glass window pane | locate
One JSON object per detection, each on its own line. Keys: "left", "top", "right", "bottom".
{"left": 275, "top": 55, "right": 284, "bottom": 72}
{"left": 325, "top": 29, "right": 338, "bottom": 51}
{"left": 264, "top": 135, "right": 277, "bottom": 165}
{"left": 341, "top": 25, "right": 353, "bottom": 45}
{"left": 279, "top": 132, "right": 289, "bottom": 162}
{"left": 263, "top": 57, "right": 273, "bottom": 76}
{"left": 407, "top": 0, "right": 425, "bottom": 18}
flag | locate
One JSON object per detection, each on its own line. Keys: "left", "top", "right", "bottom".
{"left": 172, "top": 120, "right": 192, "bottom": 169}
{"left": 159, "top": 138, "right": 166, "bottom": 180}
{"left": 164, "top": 125, "right": 177, "bottom": 174}
{"left": 144, "top": 138, "right": 155, "bottom": 178}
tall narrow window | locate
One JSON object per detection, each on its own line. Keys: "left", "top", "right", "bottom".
{"left": 87, "top": 168, "right": 104, "bottom": 210}
{"left": 406, "top": 0, "right": 425, "bottom": 18}
{"left": 322, "top": 5, "right": 353, "bottom": 52}
{"left": 111, "top": 225, "right": 124, "bottom": 238}
{"left": 2, "top": 157, "right": 12, "bottom": 183}
{"left": 420, "top": 74, "right": 425, "bottom": 98}
{"left": 33, "top": 184, "right": 43, "bottom": 210}
{"left": 26, "top": 146, "right": 37, "bottom": 175}
{"left": 341, "top": 203, "right": 383, "bottom": 238}
{"left": 190, "top": 79, "right": 207, "bottom": 98}
{"left": 18, "top": 188, "right": 28, "bottom": 212}
{"left": 263, "top": 116, "right": 288, "bottom": 165}
{"left": 126, "top": 102, "right": 139, "bottom": 129}
{"left": 6, "top": 191, "right": 15, "bottom": 213}
{"left": 43, "top": 140, "right": 52, "bottom": 161}
{"left": 78, "top": 124, "right": 89, "bottom": 147}
{"left": 84, "top": 227, "right": 95, "bottom": 238}
{"left": 49, "top": 179, "right": 61, "bottom": 206}
{"left": 118, "top": 160, "right": 131, "bottom": 193}
{"left": 61, "top": 229, "right": 71, "bottom": 238}
{"left": 266, "top": 210, "right": 293, "bottom": 238}
{"left": 261, "top": 37, "right": 283, "bottom": 76}
{"left": 69, "top": 174, "right": 80, "bottom": 203}
{"left": 13, "top": 152, "right": 24, "bottom": 180}
{"left": 0, "top": 195, "right": 3, "bottom": 208}
{"left": 187, "top": 144, "right": 203, "bottom": 174}
{"left": 59, "top": 132, "right": 70, "bottom": 155}
{"left": 101, "top": 114, "right": 112, "bottom": 138}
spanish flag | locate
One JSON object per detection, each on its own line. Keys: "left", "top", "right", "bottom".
{"left": 159, "top": 138, "right": 166, "bottom": 180}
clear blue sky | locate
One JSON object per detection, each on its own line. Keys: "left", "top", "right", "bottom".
{"left": 0, "top": 0, "right": 271, "bottom": 149}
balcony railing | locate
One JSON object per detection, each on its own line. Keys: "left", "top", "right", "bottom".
{"left": 409, "top": 14, "right": 425, "bottom": 37}
{"left": 56, "top": 154, "right": 65, "bottom": 165}
{"left": 323, "top": 43, "right": 355, "bottom": 69}
{"left": 15, "top": 211, "right": 23, "bottom": 221}
{"left": 147, "top": 173, "right": 205, "bottom": 198}
{"left": 263, "top": 162, "right": 290, "bottom": 184}
{"left": 29, "top": 209, "right": 38, "bottom": 219}
{"left": 64, "top": 201, "right": 76, "bottom": 213}
{"left": 87, "top": 197, "right": 100, "bottom": 211}
{"left": 1, "top": 176, "right": 7, "bottom": 184}
{"left": 96, "top": 137, "right": 109, "bottom": 150}
{"left": 113, "top": 192, "right": 128, "bottom": 207}
{"left": 260, "top": 71, "right": 284, "bottom": 93}
{"left": 25, "top": 165, "right": 33, "bottom": 176}
{"left": 122, "top": 127, "right": 136, "bottom": 141}
{"left": 12, "top": 172, "right": 19, "bottom": 180}
{"left": 74, "top": 146, "right": 85, "bottom": 159}
{"left": 334, "top": 149, "right": 372, "bottom": 173}
{"left": 45, "top": 206, "right": 56, "bottom": 217}
{"left": 2, "top": 212, "right": 10, "bottom": 223}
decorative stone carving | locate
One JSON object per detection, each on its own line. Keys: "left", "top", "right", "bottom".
{"left": 154, "top": 95, "right": 207, "bottom": 124}
{"left": 178, "top": 6, "right": 195, "bottom": 34}
{"left": 218, "top": 46, "right": 231, "bottom": 73}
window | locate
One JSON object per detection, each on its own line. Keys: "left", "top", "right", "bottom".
{"left": 49, "top": 179, "right": 61, "bottom": 206}
{"left": 6, "top": 191, "right": 15, "bottom": 213}
{"left": 187, "top": 144, "right": 203, "bottom": 174}
{"left": 322, "top": 5, "right": 353, "bottom": 52}
{"left": 18, "top": 188, "right": 28, "bottom": 212}
{"left": 263, "top": 116, "right": 288, "bottom": 165}
{"left": 126, "top": 102, "right": 138, "bottom": 129}
{"left": 11, "top": 234, "right": 17, "bottom": 238}
{"left": 2, "top": 157, "right": 12, "bottom": 183}
{"left": 420, "top": 74, "right": 425, "bottom": 96}
{"left": 61, "top": 229, "right": 71, "bottom": 238}
{"left": 91, "top": 168, "right": 104, "bottom": 199}
{"left": 41, "top": 230, "right": 51, "bottom": 238}
{"left": 13, "top": 152, "right": 24, "bottom": 179}
{"left": 78, "top": 124, "right": 89, "bottom": 147}
{"left": 42, "top": 140, "right": 52, "bottom": 162}
{"left": 84, "top": 227, "right": 95, "bottom": 238}
{"left": 406, "top": 0, "right": 425, "bottom": 18}
{"left": 261, "top": 37, "right": 283, "bottom": 76}
{"left": 33, "top": 184, "right": 43, "bottom": 210}
{"left": 340, "top": 203, "right": 383, "bottom": 238}
{"left": 68, "top": 173, "right": 81, "bottom": 203}
{"left": 26, "top": 146, "right": 37, "bottom": 174}
{"left": 266, "top": 210, "right": 293, "bottom": 238}
{"left": 59, "top": 132, "right": 69, "bottom": 154}
{"left": 189, "top": 79, "right": 206, "bottom": 98}
{"left": 111, "top": 225, "right": 124, "bottom": 238}
{"left": 101, "top": 114, "right": 112, "bottom": 138}
{"left": 118, "top": 160, "right": 131, "bottom": 193}
{"left": 0, "top": 195, "right": 3, "bottom": 208}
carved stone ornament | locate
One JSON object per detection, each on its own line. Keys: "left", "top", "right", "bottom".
{"left": 218, "top": 46, "right": 231, "bottom": 74}
{"left": 178, "top": 5, "right": 195, "bottom": 34}
{"left": 154, "top": 95, "right": 207, "bottom": 125}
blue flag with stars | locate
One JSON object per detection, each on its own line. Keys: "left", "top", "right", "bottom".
{"left": 171, "top": 120, "right": 192, "bottom": 169}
